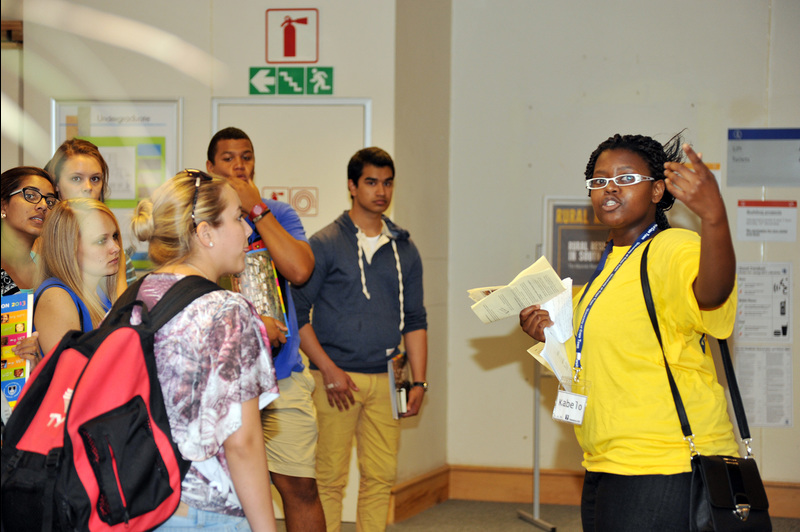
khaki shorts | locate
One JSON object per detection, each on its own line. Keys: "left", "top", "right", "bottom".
{"left": 261, "top": 366, "right": 318, "bottom": 478}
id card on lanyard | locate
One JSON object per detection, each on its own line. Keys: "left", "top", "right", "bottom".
{"left": 552, "top": 223, "right": 658, "bottom": 426}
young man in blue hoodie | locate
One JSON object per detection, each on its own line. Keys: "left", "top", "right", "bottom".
{"left": 293, "top": 147, "right": 428, "bottom": 532}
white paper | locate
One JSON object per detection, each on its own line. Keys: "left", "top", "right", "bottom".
{"left": 470, "top": 257, "right": 566, "bottom": 323}
{"left": 527, "top": 278, "right": 573, "bottom": 383}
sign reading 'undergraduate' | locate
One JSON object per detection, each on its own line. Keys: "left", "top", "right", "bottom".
{"left": 249, "top": 67, "right": 333, "bottom": 95}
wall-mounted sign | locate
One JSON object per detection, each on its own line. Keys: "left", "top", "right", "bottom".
{"left": 250, "top": 66, "right": 333, "bottom": 95}
{"left": 734, "top": 262, "right": 792, "bottom": 343}
{"left": 736, "top": 200, "right": 797, "bottom": 242}
{"left": 262, "top": 186, "right": 319, "bottom": 217}
{"left": 266, "top": 8, "right": 319, "bottom": 64}
{"left": 52, "top": 99, "right": 182, "bottom": 256}
{"left": 727, "top": 128, "right": 800, "bottom": 187}
{"left": 543, "top": 197, "right": 608, "bottom": 286}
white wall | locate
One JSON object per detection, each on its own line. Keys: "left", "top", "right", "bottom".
{"left": 447, "top": 0, "right": 800, "bottom": 483}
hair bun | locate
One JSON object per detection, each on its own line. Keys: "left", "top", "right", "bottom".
{"left": 130, "top": 199, "right": 156, "bottom": 242}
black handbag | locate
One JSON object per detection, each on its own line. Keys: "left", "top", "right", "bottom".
{"left": 640, "top": 242, "right": 771, "bottom": 532}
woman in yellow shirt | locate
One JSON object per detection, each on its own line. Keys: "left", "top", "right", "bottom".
{"left": 520, "top": 133, "right": 736, "bottom": 531}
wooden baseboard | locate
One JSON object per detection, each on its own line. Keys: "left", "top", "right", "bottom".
{"left": 388, "top": 465, "right": 450, "bottom": 523}
{"left": 764, "top": 480, "right": 800, "bottom": 519}
{"left": 449, "top": 465, "right": 582, "bottom": 505}
{"left": 390, "top": 465, "right": 800, "bottom": 523}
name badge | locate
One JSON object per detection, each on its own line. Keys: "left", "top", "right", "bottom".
{"left": 552, "top": 389, "right": 587, "bottom": 425}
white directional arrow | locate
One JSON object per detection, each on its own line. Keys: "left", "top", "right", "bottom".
{"left": 250, "top": 69, "right": 276, "bottom": 93}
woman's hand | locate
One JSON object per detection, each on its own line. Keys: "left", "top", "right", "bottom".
{"left": 665, "top": 144, "right": 736, "bottom": 309}
{"left": 664, "top": 144, "right": 726, "bottom": 225}
{"left": 519, "top": 305, "right": 553, "bottom": 343}
{"left": 12, "top": 332, "right": 42, "bottom": 370}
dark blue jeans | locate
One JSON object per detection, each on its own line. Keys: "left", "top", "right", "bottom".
{"left": 581, "top": 471, "right": 692, "bottom": 531}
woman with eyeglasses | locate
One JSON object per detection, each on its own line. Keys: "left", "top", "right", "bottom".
{"left": 131, "top": 170, "right": 278, "bottom": 531}
{"left": 1, "top": 167, "right": 58, "bottom": 296}
{"left": 519, "top": 134, "right": 737, "bottom": 531}
{"left": 45, "top": 138, "right": 135, "bottom": 293}
{"left": 33, "top": 198, "right": 122, "bottom": 358}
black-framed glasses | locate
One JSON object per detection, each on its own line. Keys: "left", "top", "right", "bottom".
{"left": 585, "top": 173, "right": 655, "bottom": 190}
{"left": 185, "top": 169, "right": 213, "bottom": 229}
{"left": 8, "top": 187, "right": 59, "bottom": 209}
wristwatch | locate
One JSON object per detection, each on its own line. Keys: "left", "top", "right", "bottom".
{"left": 412, "top": 381, "right": 428, "bottom": 392}
{"left": 250, "top": 202, "right": 270, "bottom": 223}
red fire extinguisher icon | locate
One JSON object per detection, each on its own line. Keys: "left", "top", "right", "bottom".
{"left": 282, "top": 15, "right": 308, "bottom": 57}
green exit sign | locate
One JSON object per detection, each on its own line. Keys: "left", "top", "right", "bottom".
{"left": 250, "top": 67, "right": 333, "bottom": 95}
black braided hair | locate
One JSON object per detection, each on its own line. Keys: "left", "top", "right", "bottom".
{"left": 584, "top": 133, "right": 684, "bottom": 230}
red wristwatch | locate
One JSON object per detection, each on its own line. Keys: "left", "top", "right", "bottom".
{"left": 250, "top": 202, "right": 270, "bottom": 223}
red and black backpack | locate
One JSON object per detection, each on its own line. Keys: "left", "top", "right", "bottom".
{"left": 1, "top": 275, "right": 221, "bottom": 531}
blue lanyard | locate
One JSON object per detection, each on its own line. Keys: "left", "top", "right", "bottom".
{"left": 573, "top": 223, "right": 658, "bottom": 382}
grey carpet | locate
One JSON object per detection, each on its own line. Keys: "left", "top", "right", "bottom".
{"left": 279, "top": 500, "right": 800, "bottom": 531}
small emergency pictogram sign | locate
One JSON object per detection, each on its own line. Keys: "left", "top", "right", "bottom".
{"left": 266, "top": 8, "right": 319, "bottom": 64}
{"left": 262, "top": 187, "right": 318, "bottom": 217}
{"left": 307, "top": 67, "right": 333, "bottom": 95}
{"left": 277, "top": 67, "right": 305, "bottom": 94}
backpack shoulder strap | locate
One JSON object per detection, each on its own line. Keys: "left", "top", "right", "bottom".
{"left": 147, "top": 275, "right": 223, "bottom": 331}
{"left": 33, "top": 278, "right": 93, "bottom": 333}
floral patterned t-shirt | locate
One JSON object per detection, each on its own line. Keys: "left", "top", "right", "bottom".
{"left": 132, "top": 274, "right": 279, "bottom": 515}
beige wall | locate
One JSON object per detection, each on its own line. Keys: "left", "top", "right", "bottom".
{"left": 394, "top": 0, "right": 451, "bottom": 481}
{"left": 2, "top": 0, "right": 798, "bottom": 509}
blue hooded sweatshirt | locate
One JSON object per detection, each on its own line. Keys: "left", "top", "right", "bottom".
{"left": 292, "top": 211, "right": 427, "bottom": 373}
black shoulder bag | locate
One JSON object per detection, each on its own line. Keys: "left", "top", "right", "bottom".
{"left": 640, "top": 242, "right": 771, "bottom": 532}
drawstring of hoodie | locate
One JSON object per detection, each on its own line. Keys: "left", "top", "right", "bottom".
{"left": 392, "top": 239, "right": 404, "bottom": 331}
{"left": 356, "top": 230, "right": 405, "bottom": 332}
{"left": 358, "top": 244, "right": 371, "bottom": 300}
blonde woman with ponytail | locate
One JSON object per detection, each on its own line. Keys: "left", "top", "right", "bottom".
{"left": 130, "top": 170, "right": 278, "bottom": 532}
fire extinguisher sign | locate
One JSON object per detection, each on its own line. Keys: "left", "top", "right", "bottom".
{"left": 266, "top": 8, "right": 319, "bottom": 64}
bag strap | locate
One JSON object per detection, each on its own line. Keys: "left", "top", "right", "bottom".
{"left": 640, "top": 242, "right": 694, "bottom": 441}
{"left": 717, "top": 337, "right": 751, "bottom": 441}
{"left": 640, "top": 242, "right": 753, "bottom": 456}
{"left": 147, "top": 275, "right": 223, "bottom": 331}
{"left": 103, "top": 274, "right": 222, "bottom": 332}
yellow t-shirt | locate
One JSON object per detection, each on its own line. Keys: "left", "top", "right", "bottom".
{"left": 569, "top": 228, "right": 738, "bottom": 475}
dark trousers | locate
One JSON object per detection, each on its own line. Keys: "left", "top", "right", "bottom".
{"left": 581, "top": 470, "right": 692, "bottom": 532}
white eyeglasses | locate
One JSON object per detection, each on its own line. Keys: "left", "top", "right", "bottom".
{"left": 585, "top": 173, "right": 655, "bottom": 190}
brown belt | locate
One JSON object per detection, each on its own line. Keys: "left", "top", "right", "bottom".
{"left": 174, "top": 501, "right": 191, "bottom": 517}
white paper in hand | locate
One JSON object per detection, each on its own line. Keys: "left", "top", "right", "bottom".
{"left": 526, "top": 278, "right": 573, "bottom": 383}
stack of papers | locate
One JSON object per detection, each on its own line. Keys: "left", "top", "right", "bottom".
{"left": 468, "top": 256, "right": 573, "bottom": 382}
